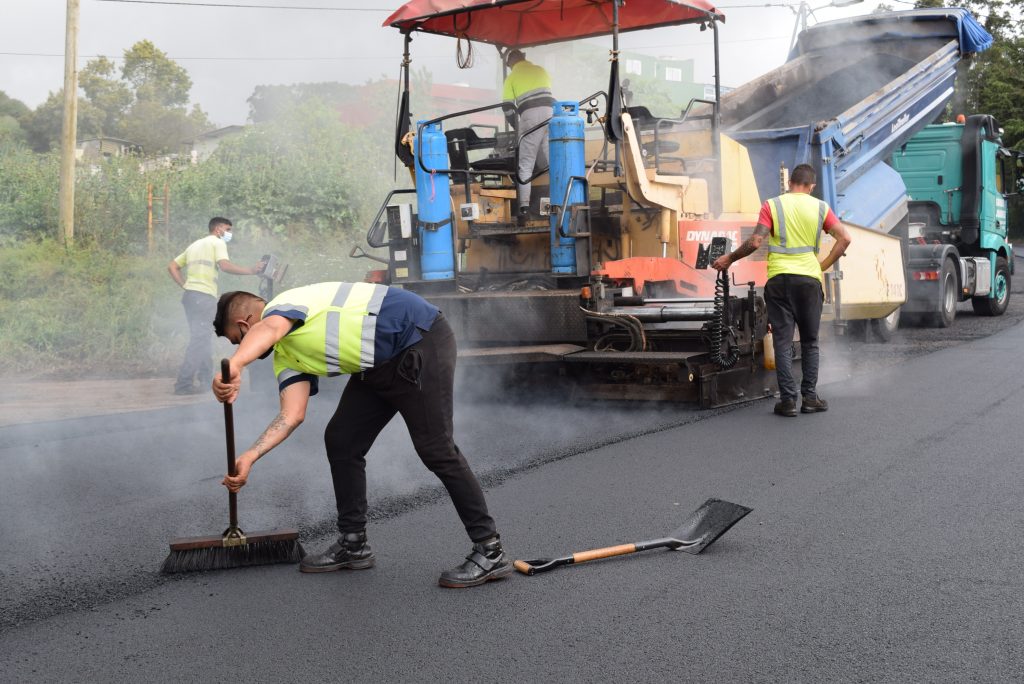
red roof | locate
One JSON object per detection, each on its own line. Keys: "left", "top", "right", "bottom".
{"left": 384, "top": 0, "right": 723, "bottom": 48}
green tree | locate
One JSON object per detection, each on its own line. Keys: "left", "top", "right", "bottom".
{"left": 79, "top": 57, "right": 132, "bottom": 136}
{"left": 121, "top": 40, "right": 193, "bottom": 108}
{"left": 21, "top": 91, "right": 68, "bottom": 152}
{"left": 0, "top": 91, "right": 30, "bottom": 145}
{"left": 916, "top": 0, "right": 1024, "bottom": 149}
{"left": 118, "top": 41, "right": 213, "bottom": 154}
{"left": 21, "top": 41, "right": 212, "bottom": 154}
{"left": 247, "top": 82, "right": 362, "bottom": 123}
{"left": 204, "top": 98, "right": 387, "bottom": 236}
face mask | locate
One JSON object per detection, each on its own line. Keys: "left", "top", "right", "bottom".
{"left": 221, "top": 231, "right": 233, "bottom": 243}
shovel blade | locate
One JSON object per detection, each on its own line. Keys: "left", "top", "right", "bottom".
{"left": 670, "top": 498, "right": 752, "bottom": 555}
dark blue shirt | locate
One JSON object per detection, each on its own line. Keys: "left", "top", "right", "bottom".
{"left": 372, "top": 287, "right": 440, "bottom": 365}
{"left": 266, "top": 285, "right": 439, "bottom": 396}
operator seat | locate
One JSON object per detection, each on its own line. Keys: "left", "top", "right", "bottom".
{"left": 445, "top": 126, "right": 518, "bottom": 174}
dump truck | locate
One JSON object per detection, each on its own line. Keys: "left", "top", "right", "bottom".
{"left": 353, "top": 2, "right": 1001, "bottom": 406}
{"left": 893, "top": 116, "right": 1022, "bottom": 327}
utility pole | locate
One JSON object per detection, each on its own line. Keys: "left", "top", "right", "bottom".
{"left": 58, "top": 0, "right": 80, "bottom": 248}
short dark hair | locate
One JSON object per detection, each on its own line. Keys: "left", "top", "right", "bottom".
{"left": 506, "top": 49, "right": 525, "bottom": 67}
{"left": 213, "top": 291, "right": 264, "bottom": 337}
{"left": 209, "top": 217, "right": 232, "bottom": 232}
{"left": 790, "top": 164, "right": 816, "bottom": 187}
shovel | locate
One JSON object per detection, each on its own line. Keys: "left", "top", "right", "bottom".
{"left": 513, "top": 498, "right": 752, "bottom": 576}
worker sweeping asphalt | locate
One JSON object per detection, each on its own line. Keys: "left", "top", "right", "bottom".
{"left": 211, "top": 282, "right": 513, "bottom": 588}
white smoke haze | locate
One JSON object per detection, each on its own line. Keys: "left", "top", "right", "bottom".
{"left": 4, "top": 0, "right": 1006, "bottom": 635}
{"left": 1, "top": 0, "right": 893, "bottom": 126}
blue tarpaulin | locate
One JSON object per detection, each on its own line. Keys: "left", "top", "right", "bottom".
{"left": 953, "top": 8, "right": 993, "bottom": 54}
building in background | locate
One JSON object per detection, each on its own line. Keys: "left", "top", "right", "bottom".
{"left": 182, "top": 125, "right": 246, "bottom": 163}
{"left": 77, "top": 137, "right": 143, "bottom": 161}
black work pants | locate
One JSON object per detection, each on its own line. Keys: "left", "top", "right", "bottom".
{"left": 324, "top": 315, "right": 497, "bottom": 543}
{"left": 764, "top": 274, "right": 823, "bottom": 402}
{"left": 175, "top": 290, "right": 216, "bottom": 392}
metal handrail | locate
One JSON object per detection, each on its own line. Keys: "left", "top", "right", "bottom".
{"left": 413, "top": 92, "right": 612, "bottom": 182}
{"left": 554, "top": 175, "right": 591, "bottom": 238}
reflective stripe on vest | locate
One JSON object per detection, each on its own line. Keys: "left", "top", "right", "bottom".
{"left": 265, "top": 282, "right": 389, "bottom": 378}
{"left": 516, "top": 87, "right": 555, "bottom": 113}
{"left": 768, "top": 196, "right": 827, "bottom": 255}
{"left": 323, "top": 282, "right": 388, "bottom": 374}
{"left": 503, "top": 61, "right": 553, "bottom": 110}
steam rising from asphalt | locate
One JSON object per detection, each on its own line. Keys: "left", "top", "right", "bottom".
{"left": 0, "top": 2, "right": 901, "bottom": 632}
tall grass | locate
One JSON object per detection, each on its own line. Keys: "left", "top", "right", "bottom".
{"left": 0, "top": 240, "right": 181, "bottom": 377}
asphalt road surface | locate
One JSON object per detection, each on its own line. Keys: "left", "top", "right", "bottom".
{"left": 2, "top": 272, "right": 1024, "bottom": 681}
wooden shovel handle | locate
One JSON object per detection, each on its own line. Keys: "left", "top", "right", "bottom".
{"left": 572, "top": 543, "right": 637, "bottom": 563}
{"left": 513, "top": 560, "right": 535, "bottom": 574}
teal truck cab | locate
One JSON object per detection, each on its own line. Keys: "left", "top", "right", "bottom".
{"left": 893, "top": 114, "right": 1024, "bottom": 326}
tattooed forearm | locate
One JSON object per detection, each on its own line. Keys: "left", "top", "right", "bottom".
{"left": 250, "top": 412, "right": 294, "bottom": 457}
{"left": 730, "top": 225, "right": 770, "bottom": 261}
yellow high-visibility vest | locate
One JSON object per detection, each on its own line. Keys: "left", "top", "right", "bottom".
{"left": 262, "top": 282, "right": 389, "bottom": 383}
{"left": 502, "top": 61, "right": 553, "bottom": 112}
{"left": 174, "top": 234, "right": 228, "bottom": 296}
{"left": 766, "top": 192, "right": 829, "bottom": 282}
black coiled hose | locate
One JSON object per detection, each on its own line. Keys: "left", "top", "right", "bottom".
{"left": 710, "top": 270, "right": 739, "bottom": 369}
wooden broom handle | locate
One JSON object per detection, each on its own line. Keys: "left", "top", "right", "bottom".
{"left": 221, "top": 359, "right": 238, "bottom": 528}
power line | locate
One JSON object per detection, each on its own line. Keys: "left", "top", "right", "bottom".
{"left": 0, "top": 35, "right": 789, "bottom": 62}
{"left": 0, "top": 51, "right": 448, "bottom": 61}
{"left": 93, "top": 0, "right": 389, "bottom": 10}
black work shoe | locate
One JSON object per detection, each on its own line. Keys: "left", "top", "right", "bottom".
{"left": 774, "top": 399, "right": 798, "bottom": 417}
{"left": 438, "top": 536, "right": 513, "bottom": 588}
{"left": 300, "top": 531, "right": 375, "bottom": 573}
{"left": 801, "top": 395, "right": 829, "bottom": 413}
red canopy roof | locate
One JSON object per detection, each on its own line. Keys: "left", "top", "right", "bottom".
{"left": 384, "top": 0, "right": 723, "bottom": 48}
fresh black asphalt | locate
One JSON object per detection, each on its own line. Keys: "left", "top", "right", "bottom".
{"left": 2, "top": 284, "right": 1024, "bottom": 680}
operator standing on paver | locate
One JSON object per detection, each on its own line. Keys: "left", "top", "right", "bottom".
{"left": 503, "top": 49, "right": 554, "bottom": 225}
{"left": 211, "top": 282, "right": 513, "bottom": 588}
{"left": 167, "top": 217, "right": 264, "bottom": 395}
{"left": 712, "top": 164, "right": 852, "bottom": 417}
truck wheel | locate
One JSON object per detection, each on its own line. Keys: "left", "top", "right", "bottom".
{"left": 870, "top": 307, "right": 901, "bottom": 342}
{"left": 844, "top": 319, "right": 868, "bottom": 341}
{"left": 927, "top": 258, "right": 957, "bottom": 328}
{"left": 971, "top": 256, "right": 1010, "bottom": 317}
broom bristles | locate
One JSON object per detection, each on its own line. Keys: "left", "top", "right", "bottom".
{"left": 162, "top": 538, "right": 305, "bottom": 574}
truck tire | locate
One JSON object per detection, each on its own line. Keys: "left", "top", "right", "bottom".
{"left": 971, "top": 256, "right": 1010, "bottom": 317}
{"left": 844, "top": 319, "right": 868, "bottom": 341}
{"left": 870, "top": 307, "right": 901, "bottom": 342}
{"left": 927, "top": 258, "right": 957, "bottom": 328}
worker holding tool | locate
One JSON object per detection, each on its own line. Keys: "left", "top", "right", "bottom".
{"left": 712, "top": 163, "right": 851, "bottom": 417}
{"left": 502, "top": 49, "right": 554, "bottom": 225}
{"left": 167, "top": 217, "right": 264, "bottom": 395}
{"left": 211, "top": 282, "right": 512, "bottom": 588}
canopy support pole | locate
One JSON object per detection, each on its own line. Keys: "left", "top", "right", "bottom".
{"left": 711, "top": 16, "right": 722, "bottom": 217}
{"left": 612, "top": 0, "right": 622, "bottom": 177}
{"left": 394, "top": 32, "right": 415, "bottom": 169}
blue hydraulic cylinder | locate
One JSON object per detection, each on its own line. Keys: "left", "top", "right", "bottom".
{"left": 414, "top": 121, "right": 455, "bottom": 280}
{"left": 548, "top": 101, "right": 586, "bottom": 275}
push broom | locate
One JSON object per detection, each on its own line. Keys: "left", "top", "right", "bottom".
{"left": 162, "top": 360, "right": 305, "bottom": 573}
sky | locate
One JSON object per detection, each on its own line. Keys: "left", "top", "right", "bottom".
{"left": 1, "top": 0, "right": 902, "bottom": 128}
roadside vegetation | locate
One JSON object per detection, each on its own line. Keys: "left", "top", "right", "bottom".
{"left": 0, "top": 1, "right": 1022, "bottom": 377}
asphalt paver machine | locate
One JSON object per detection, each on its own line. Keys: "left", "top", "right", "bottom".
{"left": 353, "top": 2, "right": 988, "bottom": 407}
